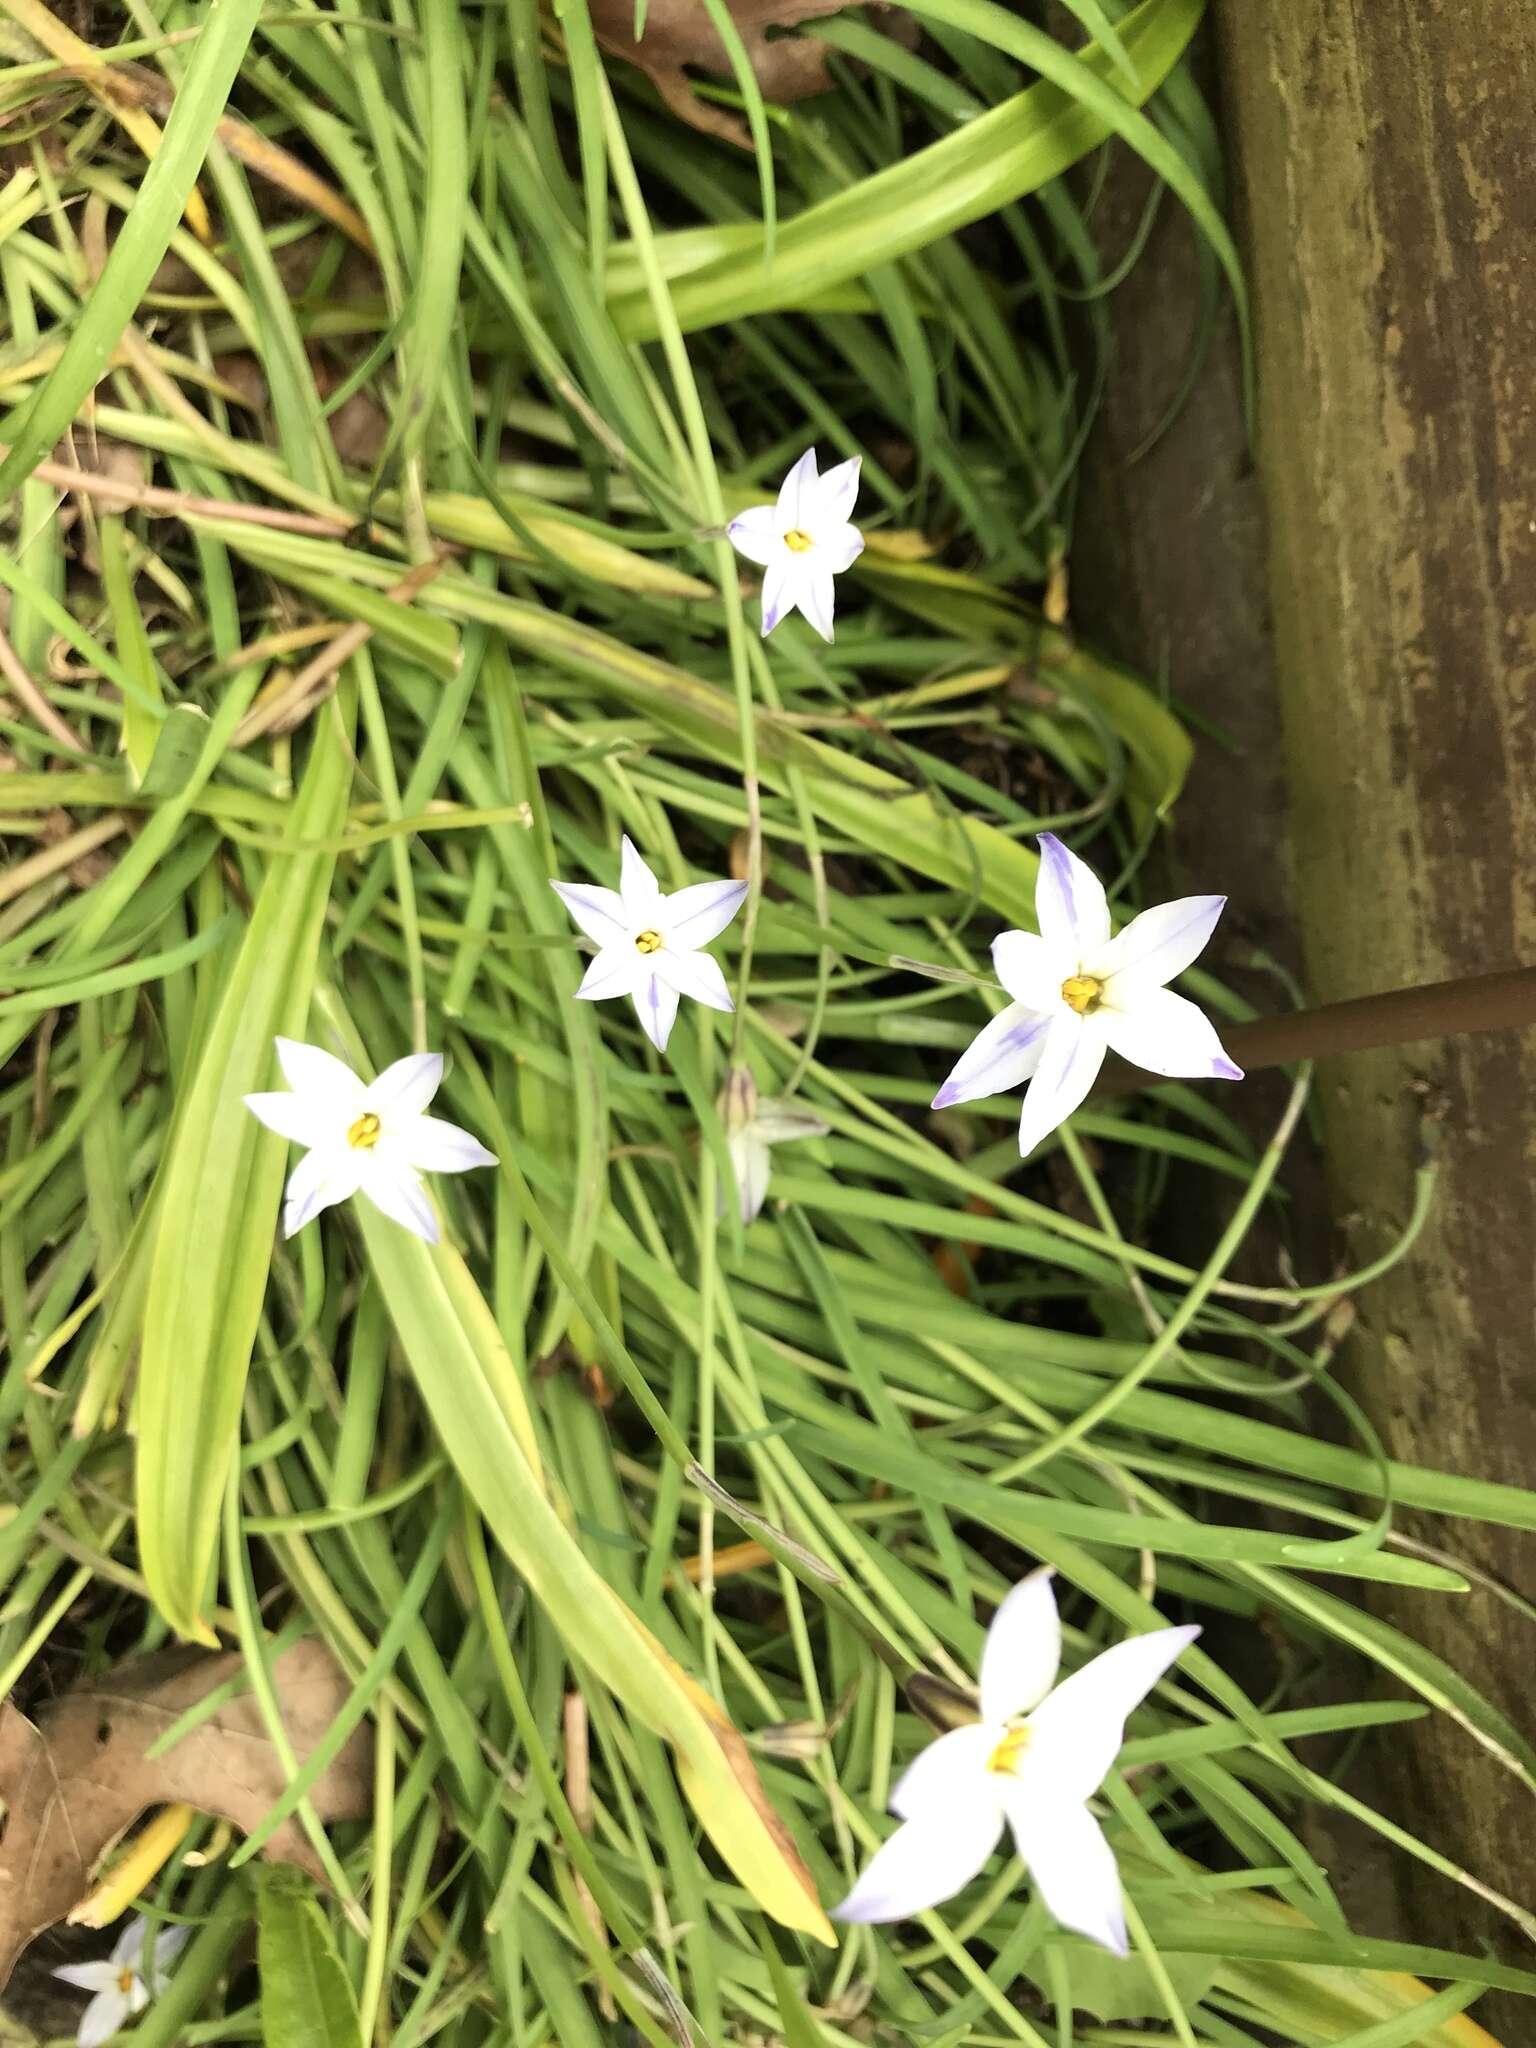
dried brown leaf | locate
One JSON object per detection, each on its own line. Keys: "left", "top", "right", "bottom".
{"left": 0, "top": 1641, "right": 371, "bottom": 1991}
{"left": 589, "top": 0, "right": 914, "bottom": 146}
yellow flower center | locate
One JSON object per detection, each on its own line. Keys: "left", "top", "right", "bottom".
{"left": 118, "top": 1969, "right": 137, "bottom": 1996}
{"left": 1060, "top": 973, "right": 1104, "bottom": 1016}
{"left": 987, "top": 1722, "right": 1033, "bottom": 1777}
{"left": 346, "top": 1111, "right": 382, "bottom": 1150}
{"left": 782, "top": 527, "right": 814, "bottom": 553}
{"left": 634, "top": 928, "right": 664, "bottom": 955}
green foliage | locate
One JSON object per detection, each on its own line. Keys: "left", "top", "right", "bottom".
{"left": 0, "top": 0, "right": 1522, "bottom": 2043}
{"left": 257, "top": 1869, "right": 364, "bottom": 2048}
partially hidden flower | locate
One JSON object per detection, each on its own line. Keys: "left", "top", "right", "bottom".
{"left": 245, "top": 1039, "right": 496, "bottom": 1243}
{"left": 551, "top": 837, "right": 747, "bottom": 1055}
{"left": 727, "top": 447, "right": 864, "bottom": 641}
{"left": 835, "top": 1570, "right": 1200, "bottom": 1952}
{"left": 718, "top": 1066, "right": 830, "bottom": 1224}
{"left": 53, "top": 1914, "right": 189, "bottom": 2048}
{"left": 932, "top": 832, "right": 1242, "bottom": 1156}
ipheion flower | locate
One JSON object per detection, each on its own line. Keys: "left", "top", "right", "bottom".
{"left": 933, "top": 833, "right": 1242, "bottom": 1155}
{"left": 245, "top": 1039, "right": 496, "bottom": 1242}
{"left": 727, "top": 447, "right": 864, "bottom": 640}
{"left": 551, "top": 837, "right": 747, "bottom": 1054}
{"left": 53, "top": 1914, "right": 188, "bottom": 2048}
{"left": 718, "top": 1066, "right": 830, "bottom": 1224}
{"left": 835, "top": 1570, "right": 1200, "bottom": 1952}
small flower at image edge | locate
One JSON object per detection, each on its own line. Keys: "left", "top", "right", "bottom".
{"left": 244, "top": 1039, "right": 497, "bottom": 1243}
{"left": 551, "top": 837, "right": 747, "bottom": 1055}
{"left": 835, "top": 1570, "right": 1200, "bottom": 1952}
{"left": 932, "top": 831, "right": 1242, "bottom": 1156}
{"left": 727, "top": 447, "right": 864, "bottom": 641}
{"left": 53, "top": 1913, "right": 189, "bottom": 2047}
{"left": 718, "top": 1066, "right": 830, "bottom": 1224}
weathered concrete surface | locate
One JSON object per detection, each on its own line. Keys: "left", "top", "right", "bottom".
{"left": 1070, "top": 5, "right": 1536, "bottom": 2007}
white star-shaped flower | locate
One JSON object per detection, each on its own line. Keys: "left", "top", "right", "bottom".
{"left": 727, "top": 447, "right": 864, "bottom": 641}
{"left": 551, "top": 837, "right": 747, "bottom": 1055}
{"left": 53, "top": 1914, "right": 188, "bottom": 2047}
{"left": 932, "top": 832, "right": 1242, "bottom": 1156}
{"left": 835, "top": 1570, "right": 1200, "bottom": 1952}
{"left": 718, "top": 1066, "right": 830, "bottom": 1224}
{"left": 245, "top": 1038, "right": 497, "bottom": 1242}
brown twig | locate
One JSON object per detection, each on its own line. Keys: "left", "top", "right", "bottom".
{"left": 0, "top": 619, "right": 88, "bottom": 756}
{"left": 561, "top": 1691, "right": 615, "bottom": 2021}
{"left": 20, "top": 455, "right": 355, "bottom": 539}
{"left": 233, "top": 557, "right": 450, "bottom": 747}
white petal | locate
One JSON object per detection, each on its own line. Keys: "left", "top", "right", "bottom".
{"left": 78, "top": 1988, "right": 131, "bottom": 2048}
{"left": 795, "top": 566, "right": 837, "bottom": 643}
{"left": 126, "top": 1979, "right": 150, "bottom": 2016}
{"left": 727, "top": 504, "right": 783, "bottom": 568}
{"left": 576, "top": 946, "right": 643, "bottom": 1002}
{"left": 931, "top": 1003, "right": 1050, "bottom": 1111}
{"left": 146, "top": 1925, "right": 190, "bottom": 1985}
{"left": 364, "top": 1052, "right": 443, "bottom": 1118}
{"left": 111, "top": 1917, "right": 147, "bottom": 1968}
{"left": 727, "top": 1130, "right": 773, "bottom": 1224}
{"left": 991, "top": 931, "right": 1072, "bottom": 1011}
{"left": 1028, "top": 1625, "right": 1201, "bottom": 1804}
{"left": 834, "top": 1803, "right": 1003, "bottom": 1925}
{"left": 394, "top": 1115, "right": 497, "bottom": 1175}
{"left": 654, "top": 946, "right": 734, "bottom": 1013}
{"left": 1001, "top": 1793, "right": 1128, "bottom": 1955}
{"left": 282, "top": 1146, "right": 363, "bottom": 1238}
{"left": 819, "top": 522, "right": 865, "bottom": 574}
{"left": 1015, "top": 1017, "right": 1107, "bottom": 1157}
{"left": 1090, "top": 894, "right": 1226, "bottom": 993}
{"left": 1099, "top": 986, "right": 1242, "bottom": 1081}
{"left": 243, "top": 1091, "right": 331, "bottom": 1147}
{"left": 814, "top": 454, "right": 861, "bottom": 525}
{"left": 632, "top": 970, "right": 680, "bottom": 1053}
{"left": 751, "top": 1100, "right": 830, "bottom": 1145}
{"left": 761, "top": 557, "right": 799, "bottom": 636}
{"left": 889, "top": 1724, "right": 997, "bottom": 1821}
{"left": 1034, "top": 835, "right": 1111, "bottom": 956}
{"left": 620, "top": 836, "right": 663, "bottom": 917}
{"left": 358, "top": 1158, "right": 439, "bottom": 1242}
{"left": 661, "top": 877, "right": 747, "bottom": 951}
{"left": 52, "top": 1964, "right": 117, "bottom": 1993}
{"left": 550, "top": 880, "right": 629, "bottom": 948}
{"left": 979, "top": 1568, "right": 1062, "bottom": 1723}
{"left": 774, "top": 447, "right": 820, "bottom": 529}
{"left": 274, "top": 1037, "right": 366, "bottom": 1114}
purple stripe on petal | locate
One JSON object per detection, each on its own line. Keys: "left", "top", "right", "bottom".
{"left": 633, "top": 971, "right": 680, "bottom": 1053}
{"left": 774, "top": 447, "right": 820, "bottom": 529}
{"left": 1035, "top": 833, "right": 1111, "bottom": 955}
{"left": 761, "top": 559, "right": 793, "bottom": 637}
{"left": 1098, "top": 987, "right": 1238, "bottom": 1082}
{"left": 664, "top": 877, "right": 747, "bottom": 950}
{"left": 1090, "top": 893, "right": 1226, "bottom": 991}
{"left": 727, "top": 504, "right": 780, "bottom": 567}
{"left": 931, "top": 1004, "right": 1050, "bottom": 1110}
{"left": 1015, "top": 1017, "right": 1107, "bottom": 1157}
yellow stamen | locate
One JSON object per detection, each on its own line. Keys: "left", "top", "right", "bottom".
{"left": 347, "top": 1111, "right": 382, "bottom": 1150}
{"left": 988, "top": 1723, "right": 1033, "bottom": 1776}
{"left": 118, "top": 1969, "right": 137, "bottom": 1995}
{"left": 782, "top": 527, "right": 814, "bottom": 553}
{"left": 634, "top": 928, "right": 663, "bottom": 955}
{"left": 1060, "top": 973, "right": 1104, "bottom": 1016}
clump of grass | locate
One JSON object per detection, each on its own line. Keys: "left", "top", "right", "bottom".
{"left": 0, "top": 3, "right": 1531, "bottom": 2044}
